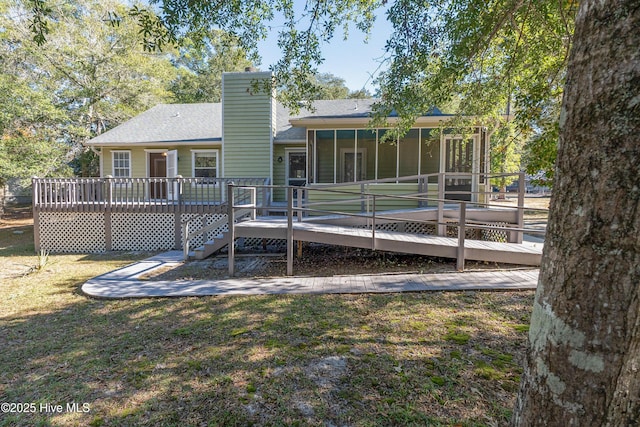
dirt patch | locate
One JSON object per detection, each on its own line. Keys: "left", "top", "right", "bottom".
{"left": 144, "top": 243, "right": 516, "bottom": 281}
{"left": 0, "top": 205, "right": 33, "bottom": 229}
{"left": 0, "top": 261, "right": 34, "bottom": 279}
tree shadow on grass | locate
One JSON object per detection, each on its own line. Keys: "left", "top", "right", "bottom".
{"left": 0, "top": 283, "right": 534, "bottom": 426}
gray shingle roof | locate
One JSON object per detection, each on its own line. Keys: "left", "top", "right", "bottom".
{"left": 273, "top": 99, "right": 378, "bottom": 142}
{"left": 86, "top": 99, "right": 447, "bottom": 145}
{"left": 87, "top": 103, "right": 222, "bottom": 145}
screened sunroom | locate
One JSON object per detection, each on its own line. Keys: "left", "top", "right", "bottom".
{"left": 305, "top": 127, "right": 490, "bottom": 202}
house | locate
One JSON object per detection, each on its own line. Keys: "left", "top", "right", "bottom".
{"left": 84, "top": 70, "right": 491, "bottom": 205}
{"left": 33, "top": 70, "right": 523, "bottom": 255}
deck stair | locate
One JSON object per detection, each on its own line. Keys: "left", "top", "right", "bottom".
{"left": 184, "top": 207, "right": 256, "bottom": 260}
{"left": 193, "top": 232, "right": 230, "bottom": 260}
{"left": 183, "top": 215, "right": 230, "bottom": 260}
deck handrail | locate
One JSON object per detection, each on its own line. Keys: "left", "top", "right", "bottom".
{"left": 306, "top": 171, "right": 528, "bottom": 241}
{"left": 226, "top": 181, "right": 547, "bottom": 275}
{"left": 32, "top": 176, "right": 270, "bottom": 212}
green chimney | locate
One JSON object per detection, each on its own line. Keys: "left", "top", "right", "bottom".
{"left": 222, "top": 70, "right": 275, "bottom": 180}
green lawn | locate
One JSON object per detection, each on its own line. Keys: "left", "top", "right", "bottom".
{"left": 0, "top": 217, "right": 534, "bottom": 426}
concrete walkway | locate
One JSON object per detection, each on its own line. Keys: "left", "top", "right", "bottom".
{"left": 81, "top": 250, "right": 540, "bottom": 299}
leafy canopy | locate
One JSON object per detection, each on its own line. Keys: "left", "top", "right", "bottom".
{"left": 25, "top": 0, "right": 576, "bottom": 181}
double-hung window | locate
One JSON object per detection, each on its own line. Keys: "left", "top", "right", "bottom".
{"left": 191, "top": 150, "right": 218, "bottom": 184}
{"left": 112, "top": 151, "right": 131, "bottom": 178}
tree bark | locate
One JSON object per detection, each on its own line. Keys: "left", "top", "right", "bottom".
{"left": 512, "top": 1, "right": 640, "bottom": 425}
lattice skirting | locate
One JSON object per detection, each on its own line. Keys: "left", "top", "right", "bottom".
{"left": 36, "top": 212, "right": 513, "bottom": 253}
{"left": 354, "top": 221, "right": 509, "bottom": 242}
{"left": 38, "top": 212, "right": 106, "bottom": 252}
{"left": 37, "top": 211, "right": 181, "bottom": 252}
{"left": 240, "top": 238, "right": 287, "bottom": 250}
{"left": 111, "top": 213, "right": 175, "bottom": 251}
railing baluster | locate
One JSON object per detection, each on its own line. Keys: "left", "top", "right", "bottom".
{"left": 457, "top": 202, "right": 466, "bottom": 271}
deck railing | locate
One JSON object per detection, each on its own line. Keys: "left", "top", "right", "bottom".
{"left": 226, "top": 178, "right": 548, "bottom": 275}
{"left": 32, "top": 177, "right": 271, "bottom": 213}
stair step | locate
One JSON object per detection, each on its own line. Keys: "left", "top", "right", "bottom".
{"left": 193, "top": 232, "right": 230, "bottom": 260}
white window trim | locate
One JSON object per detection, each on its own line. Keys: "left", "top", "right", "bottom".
{"left": 191, "top": 149, "right": 219, "bottom": 185}
{"left": 111, "top": 150, "right": 132, "bottom": 186}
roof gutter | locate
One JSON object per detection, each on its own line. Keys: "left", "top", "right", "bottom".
{"left": 83, "top": 140, "right": 222, "bottom": 148}
{"left": 289, "top": 115, "right": 456, "bottom": 128}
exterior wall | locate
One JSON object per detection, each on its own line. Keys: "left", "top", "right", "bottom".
{"left": 222, "top": 71, "right": 274, "bottom": 180}
{"left": 102, "top": 147, "right": 147, "bottom": 177}
{"left": 102, "top": 144, "right": 222, "bottom": 178}
{"left": 272, "top": 143, "right": 306, "bottom": 202}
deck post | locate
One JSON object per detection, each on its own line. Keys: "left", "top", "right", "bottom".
{"left": 104, "top": 176, "right": 113, "bottom": 251}
{"left": 296, "top": 188, "right": 303, "bottom": 222}
{"left": 183, "top": 221, "right": 190, "bottom": 261}
{"left": 457, "top": 202, "right": 466, "bottom": 271}
{"left": 287, "top": 187, "right": 294, "bottom": 276}
{"left": 516, "top": 171, "right": 525, "bottom": 244}
{"left": 371, "top": 195, "right": 377, "bottom": 250}
{"left": 437, "top": 173, "right": 446, "bottom": 236}
{"left": 32, "top": 177, "right": 41, "bottom": 252}
{"left": 228, "top": 183, "right": 236, "bottom": 276}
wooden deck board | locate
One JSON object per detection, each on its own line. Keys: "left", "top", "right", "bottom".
{"left": 235, "top": 219, "right": 543, "bottom": 266}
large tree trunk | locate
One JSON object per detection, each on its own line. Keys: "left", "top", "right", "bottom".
{"left": 512, "top": 1, "right": 640, "bottom": 425}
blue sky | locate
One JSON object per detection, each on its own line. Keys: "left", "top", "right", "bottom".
{"left": 255, "top": 7, "right": 393, "bottom": 93}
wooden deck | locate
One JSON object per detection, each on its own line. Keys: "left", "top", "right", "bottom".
{"left": 235, "top": 218, "right": 543, "bottom": 266}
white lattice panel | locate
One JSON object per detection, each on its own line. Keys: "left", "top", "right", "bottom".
{"left": 39, "top": 212, "right": 105, "bottom": 252}
{"left": 180, "top": 214, "right": 228, "bottom": 248}
{"left": 111, "top": 213, "right": 175, "bottom": 251}
{"left": 481, "top": 222, "right": 509, "bottom": 242}
{"left": 405, "top": 222, "right": 437, "bottom": 235}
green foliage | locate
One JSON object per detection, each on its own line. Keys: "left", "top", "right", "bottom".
{"left": 170, "top": 33, "right": 253, "bottom": 103}
{"left": 490, "top": 123, "right": 522, "bottom": 189}
{"left": 311, "top": 72, "right": 350, "bottom": 99}
{"left": 25, "top": 0, "right": 381, "bottom": 110}
{"left": 22, "top": 0, "right": 575, "bottom": 181}
{"left": 376, "top": 0, "right": 576, "bottom": 183}
{"left": 1, "top": 0, "right": 179, "bottom": 182}
{"left": 0, "top": 133, "right": 72, "bottom": 186}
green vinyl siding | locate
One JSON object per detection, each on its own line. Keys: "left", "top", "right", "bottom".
{"left": 222, "top": 72, "right": 273, "bottom": 179}
{"left": 272, "top": 144, "right": 305, "bottom": 202}
{"left": 103, "top": 148, "right": 145, "bottom": 178}
{"left": 103, "top": 145, "right": 221, "bottom": 179}
{"left": 316, "top": 130, "right": 335, "bottom": 183}
{"left": 377, "top": 130, "right": 397, "bottom": 179}
{"left": 358, "top": 130, "right": 377, "bottom": 181}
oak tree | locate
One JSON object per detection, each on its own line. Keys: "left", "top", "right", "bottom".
{"left": 512, "top": 0, "right": 640, "bottom": 423}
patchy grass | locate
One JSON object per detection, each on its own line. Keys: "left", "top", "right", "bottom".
{"left": 0, "top": 212, "right": 534, "bottom": 426}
